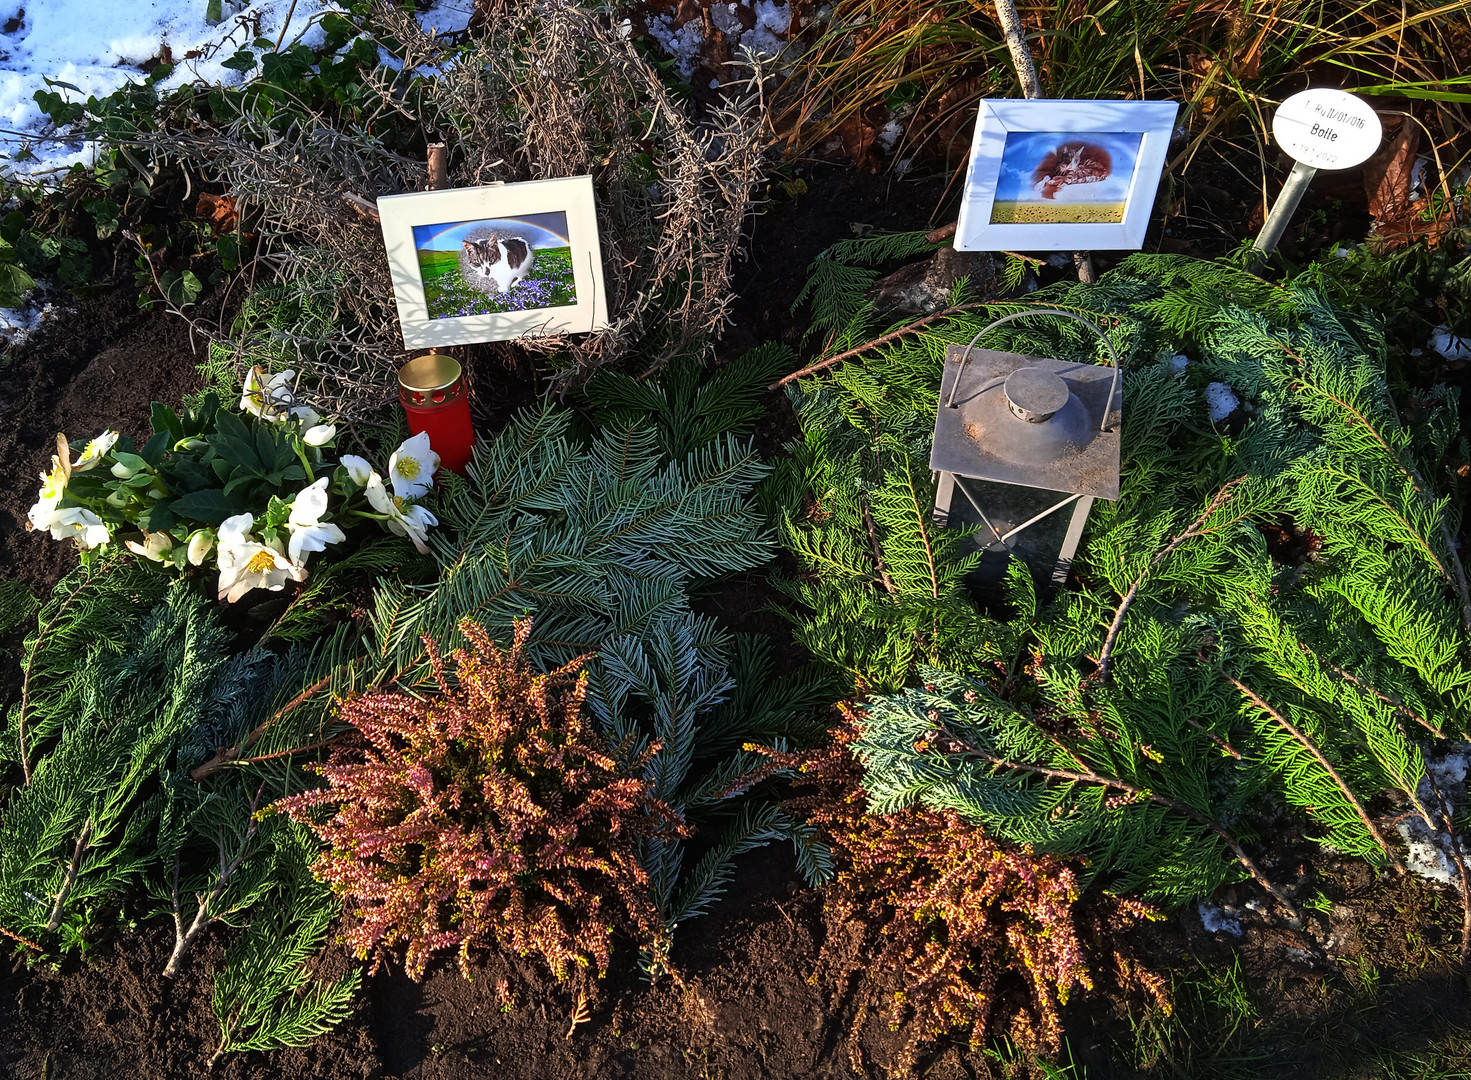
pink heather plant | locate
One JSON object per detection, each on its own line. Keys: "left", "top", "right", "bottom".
{"left": 277, "top": 617, "right": 682, "bottom": 984}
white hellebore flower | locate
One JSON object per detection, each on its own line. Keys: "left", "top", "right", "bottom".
{"left": 187, "top": 529, "right": 215, "bottom": 566}
{"left": 215, "top": 513, "right": 305, "bottom": 603}
{"left": 340, "top": 454, "right": 375, "bottom": 488}
{"left": 125, "top": 531, "right": 174, "bottom": 563}
{"left": 239, "top": 367, "right": 319, "bottom": 424}
{"left": 388, "top": 431, "right": 439, "bottom": 500}
{"left": 286, "top": 477, "right": 347, "bottom": 566}
{"left": 71, "top": 430, "right": 120, "bottom": 472}
{"left": 366, "top": 472, "right": 438, "bottom": 555}
{"left": 302, "top": 423, "right": 336, "bottom": 447}
{"left": 49, "top": 507, "right": 111, "bottom": 550}
{"left": 26, "top": 455, "right": 69, "bottom": 534}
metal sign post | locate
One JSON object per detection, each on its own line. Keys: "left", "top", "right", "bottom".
{"left": 1252, "top": 89, "right": 1383, "bottom": 261}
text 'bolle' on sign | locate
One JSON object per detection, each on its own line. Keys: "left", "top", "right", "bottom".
{"left": 1272, "top": 89, "right": 1382, "bottom": 170}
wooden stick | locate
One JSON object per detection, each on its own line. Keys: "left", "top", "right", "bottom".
{"left": 427, "top": 143, "right": 448, "bottom": 191}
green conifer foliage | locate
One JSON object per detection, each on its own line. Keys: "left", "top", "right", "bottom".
{"left": 779, "top": 245, "right": 1471, "bottom": 917}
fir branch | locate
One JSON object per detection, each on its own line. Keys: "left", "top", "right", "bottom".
{"left": 1223, "top": 673, "right": 1404, "bottom": 872}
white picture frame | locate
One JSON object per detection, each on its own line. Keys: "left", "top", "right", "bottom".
{"left": 378, "top": 175, "right": 610, "bottom": 348}
{"left": 955, "top": 100, "right": 1179, "bottom": 252}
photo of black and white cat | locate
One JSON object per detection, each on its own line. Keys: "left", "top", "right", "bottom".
{"left": 412, "top": 212, "right": 577, "bottom": 321}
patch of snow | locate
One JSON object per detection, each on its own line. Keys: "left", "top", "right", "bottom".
{"left": 416, "top": 0, "right": 475, "bottom": 36}
{"left": 1205, "top": 381, "right": 1238, "bottom": 422}
{"left": 711, "top": 3, "right": 742, "bottom": 37}
{"left": 1045, "top": 253, "right": 1072, "bottom": 268}
{"left": 744, "top": 1, "right": 792, "bottom": 58}
{"left": 893, "top": 157, "right": 913, "bottom": 176}
{"left": 1409, "top": 155, "right": 1430, "bottom": 201}
{"left": 1432, "top": 325, "right": 1471, "bottom": 362}
{"left": 1398, "top": 744, "right": 1471, "bottom": 885}
{"left": 875, "top": 120, "right": 903, "bottom": 152}
{"left": 1169, "top": 353, "right": 1191, "bottom": 375}
{"left": 0, "top": 293, "right": 59, "bottom": 347}
{"left": 645, "top": 13, "right": 705, "bottom": 81}
{"left": 0, "top": 2, "right": 470, "bottom": 175}
{"left": 1198, "top": 900, "right": 1243, "bottom": 937}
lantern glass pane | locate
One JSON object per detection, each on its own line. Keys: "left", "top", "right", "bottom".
{"left": 947, "top": 478, "right": 1076, "bottom": 577}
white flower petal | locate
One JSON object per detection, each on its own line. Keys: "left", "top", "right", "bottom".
{"left": 302, "top": 423, "right": 336, "bottom": 447}
{"left": 388, "top": 431, "right": 439, "bottom": 499}
{"left": 187, "top": 530, "right": 215, "bottom": 566}
{"left": 71, "top": 430, "right": 120, "bottom": 472}
{"left": 340, "top": 455, "right": 375, "bottom": 488}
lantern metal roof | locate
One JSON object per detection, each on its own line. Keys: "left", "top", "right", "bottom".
{"left": 930, "top": 312, "right": 1122, "bottom": 501}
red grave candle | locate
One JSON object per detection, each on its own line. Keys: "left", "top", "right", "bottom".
{"left": 397, "top": 353, "right": 474, "bottom": 477}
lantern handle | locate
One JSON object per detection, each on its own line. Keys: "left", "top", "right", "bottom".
{"left": 946, "top": 308, "right": 1121, "bottom": 433}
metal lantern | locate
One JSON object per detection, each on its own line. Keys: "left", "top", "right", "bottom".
{"left": 398, "top": 352, "right": 475, "bottom": 477}
{"left": 930, "top": 309, "right": 1122, "bottom": 587}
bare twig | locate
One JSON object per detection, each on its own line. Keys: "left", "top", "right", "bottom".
{"left": 861, "top": 497, "right": 896, "bottom": 595}
{"left": 769, "top": 302, "right": 995, "bottom": 389}
{"left": 190, "top": 673, "right": 336, "bottom": 782}
{"left": 1223, "top": 672, "right": 1405, "bottom": 873}
{"left": 339, "top": 191, "right": 381, "bottom": 223}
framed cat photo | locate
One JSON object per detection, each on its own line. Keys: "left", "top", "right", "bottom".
{"left": 955, "top": 100, "right": 1179, "bottom": 251}
{"left": 378, "top": 175, "right": 609, "bottom": 348}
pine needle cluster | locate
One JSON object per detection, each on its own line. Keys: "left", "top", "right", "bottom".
{"left": 277, "top": 617, "right": 682, "bottom": 984}
{"left": 759, "top": 722, "right": 1165, "bottom": 1075}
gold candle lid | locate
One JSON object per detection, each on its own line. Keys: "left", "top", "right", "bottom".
{"left": 398, "top": 352, "right": 462, "bottom": 392}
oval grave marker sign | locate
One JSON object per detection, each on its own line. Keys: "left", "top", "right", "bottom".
{"left": 1273, "top": 89, "right": 1382, "bottom": 170}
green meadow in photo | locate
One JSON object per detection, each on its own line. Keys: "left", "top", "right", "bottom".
{"left": 417, "top": 245, "right": 577, "bottom": 320}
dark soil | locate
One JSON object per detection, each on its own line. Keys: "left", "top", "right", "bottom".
{"left": 3, "top": 158, "right": 1471, "bottom": 1080}
{"left": 0, "top": 290, "right": 204, "bottom": 592}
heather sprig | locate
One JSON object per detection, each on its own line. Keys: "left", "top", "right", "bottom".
{"left": 277, "top": 617, "right": 684, "bottom": 984}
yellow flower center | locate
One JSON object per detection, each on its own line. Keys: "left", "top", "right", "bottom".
{"left": 395, "top": 457, "right": 422, "bottom": 481}
{"left": 393, "top": 495, "right": 410, "bottom": 513}
{"left": 245, "top": 549, "right": 278, "bottom": 574}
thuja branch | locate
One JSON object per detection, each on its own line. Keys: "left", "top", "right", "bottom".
{"left": 1097, "top": 478, "right": 1247, "bottom": 679}
{"left": 932, "top": 727, "right": 1301, "bottom": 921}
{"left": 1223, "top": 672, "right": 1405, "bottom": 873}
{"left": 163, "top": 783, "right": 268, "bottom": 978}
{"left": 16, "top": 558, "right": 123, "bottom": 785}
{"left": 44, "top": 821, "right": 92, "bottom": 932}
{"left": 1290, "top": 352, "right": 1471, "bottom": 632}
{"left": 770, "top": 302, "right": 994, "bottom": 389}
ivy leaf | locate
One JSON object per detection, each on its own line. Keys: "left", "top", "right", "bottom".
{"left": 220, "top": 48, "right": 257, "bottom": 73}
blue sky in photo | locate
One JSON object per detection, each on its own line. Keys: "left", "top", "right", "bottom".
{"left": 413, "top": 211, "right": 571, "bottom": 252}
{"left": 993, "top": 131, "right": 1142, "bottom": 203}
